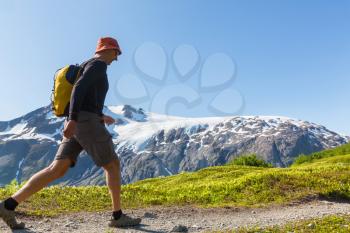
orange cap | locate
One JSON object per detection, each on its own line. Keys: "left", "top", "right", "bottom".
{"left": 95, "top": 37, "right": 122, "bottom": 55}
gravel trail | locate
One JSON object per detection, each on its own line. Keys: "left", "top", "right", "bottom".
{"left": 1, "top": 200, "right": 350, "bottom": 233}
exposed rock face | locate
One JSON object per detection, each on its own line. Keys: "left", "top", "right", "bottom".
{"left": 0, "top": 104, "right": 348, "bottom": 186}
{"left": 117, "top": 116, "right": 348, "bottom": 183}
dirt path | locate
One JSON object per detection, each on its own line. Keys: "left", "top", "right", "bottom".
{"left": 1, "top": 200, "right": 350, "bottom": 233}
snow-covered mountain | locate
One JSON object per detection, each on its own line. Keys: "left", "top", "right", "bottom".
{"left": 0, "top": 104, "right": 348, "bottom": 186}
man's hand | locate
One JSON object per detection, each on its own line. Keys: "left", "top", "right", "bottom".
{"left": 102, "top": 115, "right": 115, "bottom": 126}
{"left": 63, "top": 120, "right": 77, "bottom": 139}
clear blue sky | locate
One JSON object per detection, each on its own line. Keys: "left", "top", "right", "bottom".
{"left": 0, "top": 0, "right": 349, "bottom": 135}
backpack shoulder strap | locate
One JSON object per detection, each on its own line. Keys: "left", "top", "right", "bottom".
{"left": 79, "top": 57, "right": 97, "bottom": 70}
{"left": 74, "top": 57, "right": 97, "bottom": 83}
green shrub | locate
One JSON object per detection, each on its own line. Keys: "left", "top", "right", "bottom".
{"left": 227, "top": 154, "right": 273, "bottom": 168}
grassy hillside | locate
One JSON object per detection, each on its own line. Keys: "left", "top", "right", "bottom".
{"left": 0, "top": 145, "right": 349, "bottom": 216}
{"left": 292, "top": 142, "right": 350, "bottom": 165}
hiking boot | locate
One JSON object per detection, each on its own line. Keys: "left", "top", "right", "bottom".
{"left": 108, "top": 213, "right": 142, "bottom": 228}
{"left": 0, "top": 201, "right": 25, "bottom": 229}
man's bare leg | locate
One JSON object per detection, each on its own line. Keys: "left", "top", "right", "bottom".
{"left": 103, "top": 158, "right": 141, "bottom": 227}
{"left": 0, "top": 158, "right": 72, "bottom": 229}
{"left": 12, "top": 158, "right": 72, "bottom": 203}
{"left": 103, "top": 158, "right": 121, "bottom": 211}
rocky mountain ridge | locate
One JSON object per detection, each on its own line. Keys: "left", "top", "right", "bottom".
{"left": 0, "top": 104, "right": 348, "bottom": 186}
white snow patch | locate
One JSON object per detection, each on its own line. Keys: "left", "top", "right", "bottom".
{"left": 108, "top": 109, "right": 328, "bottom": 151}
{"left": 15, "top": 157, "right": 25, "bottom": 183}
{"left": 0, "top": 120, "right": 28, "bottom": 135}
{"left": 113, "top": 112, "right": 232, "bottom": 150}
{"left": 164, "top": 167, "right": 173, "bottom": 176}
{"left": 46, "top": 111, "right": 64, "bottom": 124}
{"left": 104, "top": 106, "right": 126, "bottom": 120}
{"left": 105, "top": 105, "right": 147, "bottom": 122}
{"left": 2, "top": 126, "right": 59, "bottom": 142}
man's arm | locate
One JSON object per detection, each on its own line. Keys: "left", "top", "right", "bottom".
{"left": 68, "top": 61, "right": 106, "bottom": 121}
{"left": 102, "top": 114, "right": 116, "bottom": 125}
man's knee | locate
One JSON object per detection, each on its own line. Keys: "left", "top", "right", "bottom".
{"left": 102, "top": 158, "right": 120, "bottom": 171}
{"left": 46, "top": 159, "right": 72, "bottom": 178}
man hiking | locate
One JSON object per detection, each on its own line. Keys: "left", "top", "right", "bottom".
{"left": 0, "top": 37, "right": 142, "bottom": 229}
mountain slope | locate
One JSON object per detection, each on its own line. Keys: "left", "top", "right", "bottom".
{"left": 1, "top": 138, "right": 349, "bottom": 233}
{"left": 0, "top": 104, "right": 348, "bottom": 186}
{"left": 1, "top": 143, "right": 349, "bottom": 217}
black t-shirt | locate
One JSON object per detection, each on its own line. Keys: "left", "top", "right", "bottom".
{"left": 68, "top": 58, "right": 108, "bottom": 121}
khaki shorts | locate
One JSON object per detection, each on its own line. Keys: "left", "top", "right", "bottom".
{"left": 55, "top": 111, "right": 119, "bottom": 168}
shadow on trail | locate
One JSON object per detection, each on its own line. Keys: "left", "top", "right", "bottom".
{"left": 118, "top": 224, "right": 166, "bottom": 233}
{"left": 11, "top": 228, "right": 37, "bottom": 233}
{"left": 319, "top": 193, "right": 350, "bottom": 204}
{"left": 286, "top": 193, "right": 350, "bottom": 206}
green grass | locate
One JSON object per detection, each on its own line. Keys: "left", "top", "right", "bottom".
{"left": 1, "top": 145, "right": 349, "bottom": 217}
{"left": 292, "top": 142, "right": 350, "bottom": 166}
{"left": 232, "top": 214, "right": 350, "bottom": 233}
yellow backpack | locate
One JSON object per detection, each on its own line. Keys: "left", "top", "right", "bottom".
{"left": 51, "top": 64, "right": 82, "bottom": 117}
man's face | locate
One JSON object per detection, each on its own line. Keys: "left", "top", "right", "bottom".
{"left": 105, "top": 49, "right": 120, "bottom": 65}
{"left": 113, "top": 49, "right": 120, "bottom": 61}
